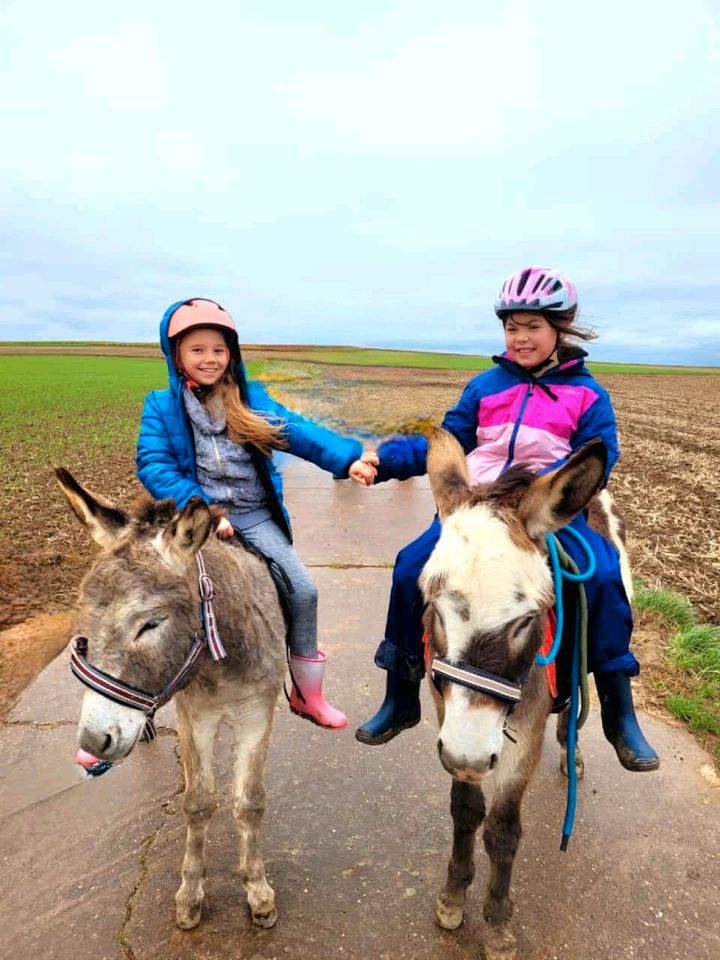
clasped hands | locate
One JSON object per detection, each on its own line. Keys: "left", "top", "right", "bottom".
{"left": 348, "top": 449, "right": 379, "bottom": 487}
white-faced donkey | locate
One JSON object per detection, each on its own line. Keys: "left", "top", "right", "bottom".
{"left": 56, "top": 469, "right": 286, "bottom": 931}
{"left": 419, "top": 429, "right": 623, "bottom": 960}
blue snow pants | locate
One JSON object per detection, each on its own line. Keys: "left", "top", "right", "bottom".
{"left": 373, "top": 511, "right": 639, "bottom": 682}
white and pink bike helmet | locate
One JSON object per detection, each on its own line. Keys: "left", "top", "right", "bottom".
{"left": 495, "top": 267, "right": 577, "bottom": 319}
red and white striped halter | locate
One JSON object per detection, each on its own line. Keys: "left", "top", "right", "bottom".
{"left": 70, "top": 551, "right": 227, "bottom": 735}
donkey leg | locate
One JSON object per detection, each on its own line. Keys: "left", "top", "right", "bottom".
{"left": 480, "top": 781, "right": 528, "bottom": 960}
{"left": 230, "top": 692, "right": 278, "bottom": 929}
{"left": 556, "top": 706, "right": 584, "bottom": 780}
{"left": 435, "top": 778, "right": 486, "bottom": 930}
{"left": 174, "top": 700, "right": 222, "bottom": 930}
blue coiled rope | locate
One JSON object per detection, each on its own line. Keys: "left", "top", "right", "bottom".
{"left": 537, "top": 526, "right": 596, "bottom": 851}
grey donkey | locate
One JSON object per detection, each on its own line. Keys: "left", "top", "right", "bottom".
{"left": 56, "top": 469, "right": 286, "bottom": 930}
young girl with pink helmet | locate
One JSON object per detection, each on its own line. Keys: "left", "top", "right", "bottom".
{"left": 137, "top": 298, "right": 377, "bottom": 730}
{"left": 355, "top": 267, "right": 659, "bottom": 772}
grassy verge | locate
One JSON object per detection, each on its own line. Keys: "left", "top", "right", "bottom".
{"left": 634, "top": 581, "right": 720, "bottom": 758}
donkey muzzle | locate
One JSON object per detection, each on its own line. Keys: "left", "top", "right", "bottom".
{"left": 437, "top": 738, "right": 499, "bottom": 782}
{"left": 79, "top": 691, "right": 146, "bottom": 762}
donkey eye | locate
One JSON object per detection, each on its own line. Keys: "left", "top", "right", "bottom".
{"left": 136, "top": 616, "right": 166, "bottom": 639}
{"left": 513, "top": 615, "right": 535, "bottom": 637}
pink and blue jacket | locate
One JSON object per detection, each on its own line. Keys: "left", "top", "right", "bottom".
{"left": 375, "top": 348, "right": 619, "bottom": 486}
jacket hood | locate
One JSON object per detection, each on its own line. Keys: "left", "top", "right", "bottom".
{"left": 159, "top": 299, "right": 250, "bottom": 402}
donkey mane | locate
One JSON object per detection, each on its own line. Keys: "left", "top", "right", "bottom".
{"left": 130, "top": 495, "right": 225, "bottom": 534}
{"left": 457, "top": 464, "right": 539, "bottom": 517}
{"left": 131, "top": 494, "right": 177, "bottom": 528}
{"left": 484, "top": 464, "right": 537, "bottom": 503}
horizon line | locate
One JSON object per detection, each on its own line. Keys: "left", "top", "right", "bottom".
{"left": 1, "top": 340, "right": 718, "bottom": 371}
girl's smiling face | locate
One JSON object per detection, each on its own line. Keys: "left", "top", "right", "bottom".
{"left": 503, "top": 312, "right": 558, "bottom": 369}
{"left": 178, "top": 327, "right": 230, "bottom": 386}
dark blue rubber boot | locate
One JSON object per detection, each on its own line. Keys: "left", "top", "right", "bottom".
{"left": 595, "top": 671, "right": 660, "bottom": 771}
{"left": 355, "top": 672, "right": 421, "bottom": 745}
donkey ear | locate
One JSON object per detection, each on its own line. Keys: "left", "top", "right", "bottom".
{"left": 55, "top": 467, "right": 130, "bottom": 548}
{"left": 427, "top": 427, "right": 471, "bottom": 520}
{"left": 517, "top": 441, "right": 608, "bottom": 540}
{"left": 161, "top": 496, "right": 213, "bottom": 564}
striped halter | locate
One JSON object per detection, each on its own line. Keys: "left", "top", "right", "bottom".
{"left": 70, "top": 551, "right": 227, "bottom": 736}
{"left": 430, "top": 657, "right": 523, "bottom": 706}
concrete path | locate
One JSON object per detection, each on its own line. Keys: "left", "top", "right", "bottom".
{"left": 1, "top": 460, "right": 718, "bottom": 960}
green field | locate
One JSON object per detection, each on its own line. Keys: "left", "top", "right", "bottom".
{"left": 0, "top": 341, "right": 154, "bottom": 347}
{"left": 2, "top": 342, "right": 718, "bottom": 375}
{"left": 0, "top": 355, "right": 264, "bottom": 468}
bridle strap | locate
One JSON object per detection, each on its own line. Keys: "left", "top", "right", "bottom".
{"left": 70, "top": 549, "right": 227, "bottom": 715}
{"left": 431, "top": 657, "right": 522, "bottom": 705}
{"left": 196, "top": 551, "right": 227, "bottom": 661}
{"left": 71, "top": 633, "right": 206, "bottom": 713}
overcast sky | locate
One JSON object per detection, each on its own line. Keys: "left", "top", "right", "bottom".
{"left": 1, "top": 1, "right": 718, "bottom": 363}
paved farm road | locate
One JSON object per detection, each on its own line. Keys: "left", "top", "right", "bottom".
{"left": 1, "top": 460, "right": 718, "bottom": 960}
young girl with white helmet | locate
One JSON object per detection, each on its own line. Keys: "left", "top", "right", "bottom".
{"left": 355, "top": 267, "right": 659, "bottom": 772}
{"left": 136, "top": 298, "right": 377, "bottom": 729}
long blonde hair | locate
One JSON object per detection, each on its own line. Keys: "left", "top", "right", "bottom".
{"left": 215, "top": 368, "right": 288, "bottom": 456}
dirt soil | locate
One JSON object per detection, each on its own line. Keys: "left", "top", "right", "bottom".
{"left": 269, "top": 365, "right": 720, "bottom": 623}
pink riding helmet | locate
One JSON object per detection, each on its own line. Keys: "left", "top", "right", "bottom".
{"left": 494, "top": 267, "right": 577, "bottom": 318}
{"left": 168, "top": 299, "right": 238, "bottom": 340}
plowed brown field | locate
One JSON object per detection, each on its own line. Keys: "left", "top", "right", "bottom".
{"left": 269, "top": 365, "right": 720, "bottom": 625}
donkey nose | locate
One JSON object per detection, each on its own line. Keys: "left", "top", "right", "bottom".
{"left": 438, "top": 741, "right": 498, "bottom": 777}
{"left": 80, "top": 726, "right": 118, "bottom": 759}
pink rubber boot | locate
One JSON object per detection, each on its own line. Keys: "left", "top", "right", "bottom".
{"left": 289, "top": 651, "right": 348, "bottom": 729}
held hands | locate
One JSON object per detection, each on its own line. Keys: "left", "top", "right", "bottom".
{"left": 349, "top": 449, "right": 379, "bottom": 487}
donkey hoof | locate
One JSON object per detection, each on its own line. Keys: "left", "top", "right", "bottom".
{"left": 484, "top": 922, "right": 518, "bottom": 960}
{"left": 560, "top": 748, "right": 585, "bottom": 780}
{"left": 248, "top": 884, "right": 277, "bottom": 928}
{"left": 251, "top": 906, "right": 278, "bottom": 929}
{"left": 435, "top": 892, "right": 465, "bottom": 930}
{"left": 176, "top": 902, "right": 203, "bottom": 930}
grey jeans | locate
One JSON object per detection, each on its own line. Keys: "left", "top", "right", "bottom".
{"left": 229, "top": 515, "right": 318, "bottom": 658}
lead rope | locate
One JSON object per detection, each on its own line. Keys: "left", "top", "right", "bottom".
{"left": 538, "top": 527, "right": 595, "bottom": 851}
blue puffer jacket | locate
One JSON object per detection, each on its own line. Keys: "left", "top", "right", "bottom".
{"left": 136, "top": 300, "right": 363, "bottom": 541}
